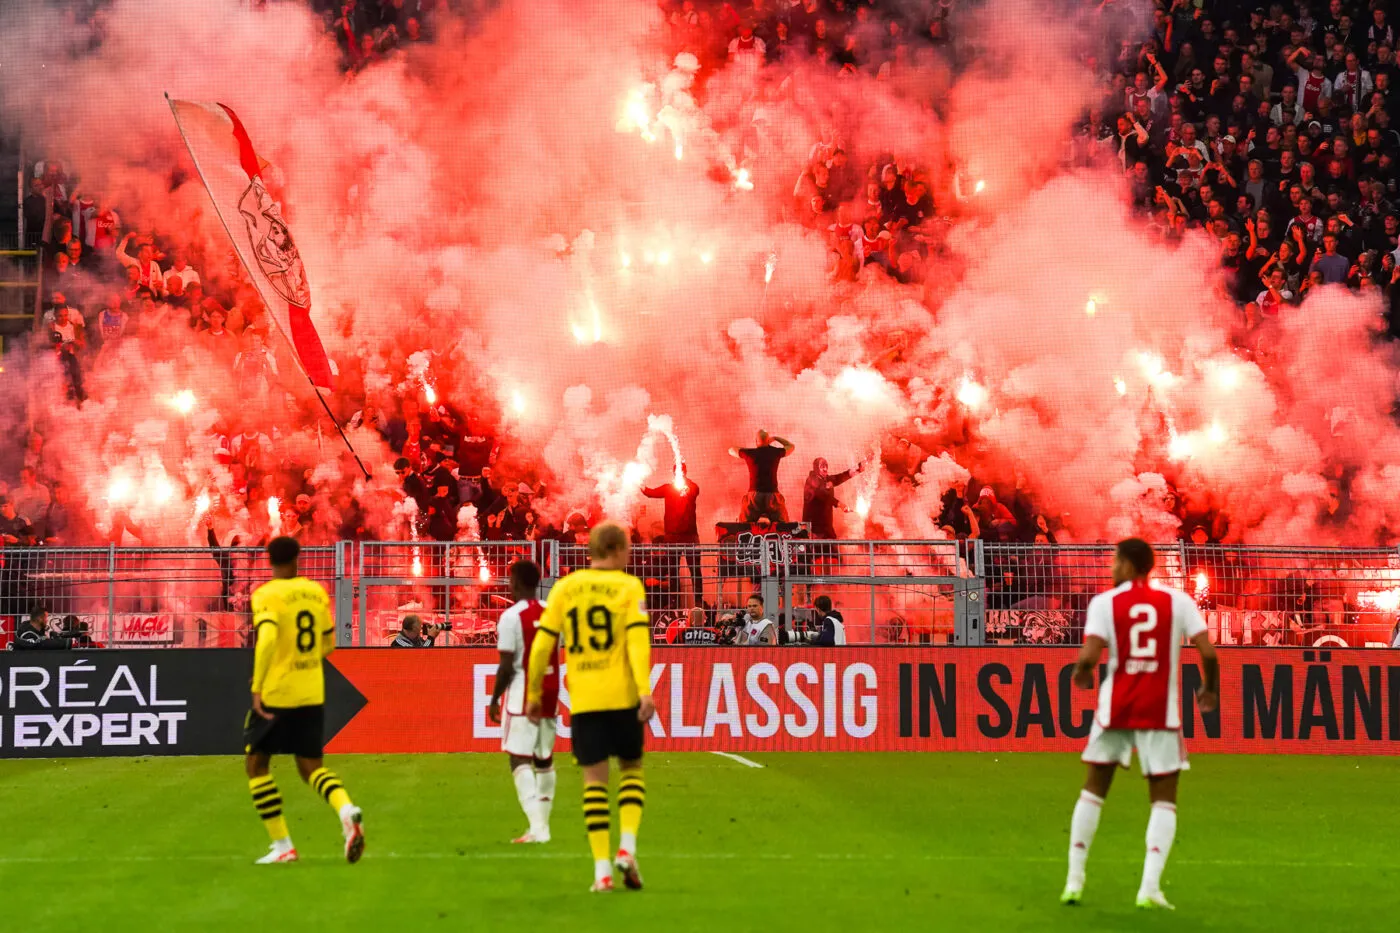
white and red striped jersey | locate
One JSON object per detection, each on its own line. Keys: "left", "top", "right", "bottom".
{"left": 496, "top": 598, "right": 558, "bottom": 718}
{"left": 1084, "top": 579, "right": 1206, "bottom": 730}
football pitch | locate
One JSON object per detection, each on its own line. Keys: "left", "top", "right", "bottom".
{"left": 1, "top": 753, "right": 1394, "bottom": 931}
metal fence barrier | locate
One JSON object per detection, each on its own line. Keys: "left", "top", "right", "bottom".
{"left": 980, "top": 543, "right": 1400, "bottom": 648}
{"left": 355, "top": 541, "right": 538, "bottom": 646}
{"left": 0, "top": 545, "right": 339, "bottom": 648}
{"left": 774, "top": 539, "right": 984, "bottom": 645}
{"left": 2, "top": 541, "right": 1397, "bottom": 648}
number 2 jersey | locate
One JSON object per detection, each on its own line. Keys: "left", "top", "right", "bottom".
{"left": 250, "top": 576, "right": 335, "bottom": 708}
{"left": 532, "top": 568, "right": 650, "bottom": 714}
{"left": 1084, "top": 579, "right": 1207, "bottom": 730}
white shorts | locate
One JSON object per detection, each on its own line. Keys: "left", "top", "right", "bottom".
{"left": 501, "top": 710, "right": 557, "bottom": 760}
{"left": 1081, "top": 723, "right": 1189, "bottom": 776}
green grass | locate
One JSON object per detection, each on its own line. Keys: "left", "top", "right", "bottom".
{"left": 0, "top": 753, "right": 1395, "bottom": 930}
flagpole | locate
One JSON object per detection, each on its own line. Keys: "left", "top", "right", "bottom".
{"left": 166, "top": 92, "right": 370, "bottom": 481}
{"left": 311, "top": 380, "right": 372, "bottom": 480}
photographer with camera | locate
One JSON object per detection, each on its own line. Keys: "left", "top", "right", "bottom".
{"left": 810, "top": 595, "right": 847, "bottom": 646}
{"left": 11, "top": 603, "right": 75, "bottom": 651}
{"left": 719, "top": 594, "right": 778, "bottom": 646}
{"left": 781, "top": 596, "right": 849, "bottom": 646}
{"left": 58, "top": 614, "right": 100, "bottom": 648}
{"left": 390, "top": 613, "right": 445, "bottom": 647}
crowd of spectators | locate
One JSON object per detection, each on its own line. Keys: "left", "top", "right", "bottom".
{"left": 11, "top": 0, "right": 1398, "bottom": 563}
{"left": 1081, "top": 0, "right": 1400, "bottom": 340}
{"left": 315, "top": 0, "right": 441, "bottom": 67}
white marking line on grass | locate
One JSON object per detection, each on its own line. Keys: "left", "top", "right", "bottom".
{"left": 710, "top": 751, "right": 764, "bottom": 768}
{"left": 0, "top": 852, "right": 1385, "bottom": 870}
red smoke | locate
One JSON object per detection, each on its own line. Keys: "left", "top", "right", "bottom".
{"left": 0, "top": 0, "right": 1397, "bottom": 547}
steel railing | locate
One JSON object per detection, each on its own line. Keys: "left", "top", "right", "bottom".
{"left": 2, "top": 541, "right": 1396, "bottom": 648}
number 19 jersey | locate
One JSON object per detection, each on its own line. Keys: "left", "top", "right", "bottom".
{"left": 1084, "top": 579, "right": 1206, "bottom": 730}
{"left": 538, "top": 568, "right": 649, "bottom": 714}
{"left": 250, "top": 576, "right": 334, "bottom": 708}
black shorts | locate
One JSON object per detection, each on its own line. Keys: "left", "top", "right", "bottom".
{"left": 244, "top": 705, "right": 325, "bottom": 759}
{"left": 571, "top": 706, "right": 645, "bottom": 767}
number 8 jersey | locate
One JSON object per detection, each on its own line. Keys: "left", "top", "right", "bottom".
{"left": 1084, "top": 579, "right": 1207, "bottom": 730}
{"left": 250, "top": 576, "right": 335, "bottom": 708}
{"left": 537, "top": 568, "right": 650, "bottom": 714}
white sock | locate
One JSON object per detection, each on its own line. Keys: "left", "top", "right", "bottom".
{"left": 595, "top": 858, "right": 613, "bottom": 883}
{"left": 1066, "top": 789, "right": 1103, "bottom": 890}
{"left": 272, "top": 837, "right": 294, "bottom": 854}
{"left": 512, "top": 765, "right": 538, "bottom": 830}
{"left": 1139, "top": 801, "right": 1177, "bottom": 897}
{"left": 338, "top": 802, "right": 357, "bottom": 822}
{"left": 534, "top": 768, "right": 556, "bottom": 835}
{"left": 619, "top": 831, "right": 637, "bottom": 855}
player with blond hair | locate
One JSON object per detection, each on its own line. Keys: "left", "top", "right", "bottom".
{"left": 526, "top": 521, "right": 655, "bottom": 892}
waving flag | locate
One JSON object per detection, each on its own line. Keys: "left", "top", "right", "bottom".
{"left": 166, "top": 96, "right": 334, "bottom": 389}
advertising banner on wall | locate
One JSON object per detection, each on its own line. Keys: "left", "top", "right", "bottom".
{"left": 324, "top": 646, "right": 1400, "bottom": 756}
{"left": 0, "top": 651, "right": 364, "bottom": 758}
{"left": 1, "top": 647, "right": 1394, "bottom": 758}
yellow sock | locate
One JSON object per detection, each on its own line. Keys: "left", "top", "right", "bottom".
{"left": 583, "top": 781, "right": 611, "bottom": 862}
{"left": 617, "top": 767, "right": 645, "bottom": 853}
{"left": 249, "top": 775, "right": 290, "bottom": 842}
{"left": 308, "top": 767, "right": 354, "bottom": 813}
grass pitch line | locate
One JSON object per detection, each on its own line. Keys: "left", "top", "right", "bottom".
{"left": 0, "top": 851, "right": 1385, "bottom": 870}
{"left": 710, "top": 751, "right": 764, "bottom": 768}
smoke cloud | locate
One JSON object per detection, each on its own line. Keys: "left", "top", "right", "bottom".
{"left": 1, "top": 0, "right": 1397, "bottom": 547}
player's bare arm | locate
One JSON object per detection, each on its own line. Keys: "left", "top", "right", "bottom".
{"left": 489, "top": 650, "right": 514, "bottom": 724}
{"left": 1193, "top": 631, "right": 1220, "bottom": 712}
{"left": 1072, "top": 635, "right": 1107, "bottom": 690}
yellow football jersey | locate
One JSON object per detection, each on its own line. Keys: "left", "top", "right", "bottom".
{"left": 250, "top": 576, "right": 335, "bottom": 708}
{"left": 537, "top": 568, "right": 650, "bottom": 714}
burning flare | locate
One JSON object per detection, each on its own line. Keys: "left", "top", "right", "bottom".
{"left": 1358, "top": 589, "right": 1400, "bottom": 612}
{"left": 956, "top": 375, "right": 988, "bottom": 410}
{"left": 107, "top": 476, "right": 133, "bottom": 503}
{"left": 647, "top": 413, "right": 686, "bottom": 491}
{"left": 168, "top": 389, "right": 196, "bottom": 415}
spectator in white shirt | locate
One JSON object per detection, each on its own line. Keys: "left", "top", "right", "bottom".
{"left": 116, "top": 232, "right": 165, "bottom": 295}
{"left": 42, "top": 294, "right": 84, "bottom": 343}
{"left": 164, "top": 248, "right": 200, "bottom": 290}
{"left": 1271, "top": 85, "right": 1305, "bottom": 127}
{"left": 1333, "top": 53, "right": 1374, "bottom": 112}
{"left": 10, "top": 469, "right": 51, "bottom": 529}
{"left": 728, "top": 23, "right": 766, "bottom": 69}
